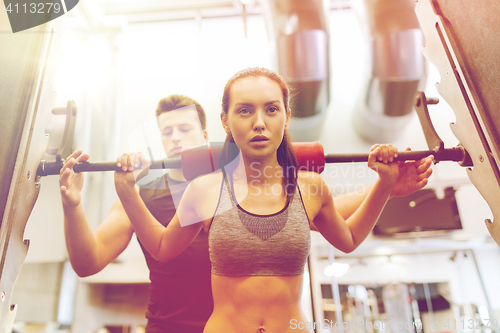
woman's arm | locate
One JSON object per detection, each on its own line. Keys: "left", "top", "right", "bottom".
{"left": 308, "top": 144, "right": 400, "bottom": 252}
{"left": 113, "top": 153, "right": 203, "bottom": 262}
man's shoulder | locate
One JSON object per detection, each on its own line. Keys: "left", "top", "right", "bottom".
{"left": 138, "top": 173, "right": 169, "bottom": 190}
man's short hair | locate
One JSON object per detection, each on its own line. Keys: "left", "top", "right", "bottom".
{"left": 156, "top": 94, "right": 206, "bottom": 130}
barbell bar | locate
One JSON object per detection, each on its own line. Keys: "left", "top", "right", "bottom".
{"left": 36, "top": 142, "right": 471, "bottom": 181}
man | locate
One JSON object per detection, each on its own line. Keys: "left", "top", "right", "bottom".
{"left": 60, "top": 95, "right": 213, "bottom": 332}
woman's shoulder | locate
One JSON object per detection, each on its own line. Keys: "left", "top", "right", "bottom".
{"left": 297, "top": 170, "right": 329, "bottom": 201}
{"left": 187, "top": 170, "right": 224, "bottom": 192}
{"left": 181, "top": 171, "right": 225, "bottom": 225}
{"left": 297, "top": 170, "right": 324, "bottom": 186}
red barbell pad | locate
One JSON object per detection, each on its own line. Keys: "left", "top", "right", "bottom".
{"left": 293, "top": 141, "right": 325, "bottom": 174}
{"left": 181, "top": 142, "right": 325, "bottom": 181}
{"left": 181, "top": 144, "right": 215, "bottom": 181}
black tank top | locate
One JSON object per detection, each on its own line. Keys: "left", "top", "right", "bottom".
{"left": 139, "top": 174, "right": 213, "bottom": 333}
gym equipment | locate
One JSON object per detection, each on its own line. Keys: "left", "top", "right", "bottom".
{"left": 0, "top": 18, "right": 63, "bottom": 333}
{"left": 415, "top": 0, "right": 500, "bottom": 246}
{"left": 36, "top": 141, "right": 468, "bottom": 180}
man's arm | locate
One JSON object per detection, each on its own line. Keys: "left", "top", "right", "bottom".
{"left": 311, "top": 149, "right": 434, "bottom": 230}
{"left": 63, "top": 198, "right": 135, "bottom": 277}
{"left": 61, "top": 150, "right": 135, "bottom": 277}
{"left": 332, "top": 154, "right": 434, "bottom": 220}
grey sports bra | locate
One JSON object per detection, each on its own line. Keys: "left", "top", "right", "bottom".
{"left": 208, "top": 175, "right": 311, "bottom": 276}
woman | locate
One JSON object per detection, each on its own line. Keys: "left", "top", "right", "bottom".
{"left": 114, "top": 68, "right": 425, "bottom": 332}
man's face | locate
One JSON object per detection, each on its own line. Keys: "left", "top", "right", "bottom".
{"left": 157, "top": 107, "right": 207, "bottom": 158}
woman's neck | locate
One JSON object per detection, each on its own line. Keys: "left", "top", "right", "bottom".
{"left": 232, "top": 153, "right": 283, "bottom": 185}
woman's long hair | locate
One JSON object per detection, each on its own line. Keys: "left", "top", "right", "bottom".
{"left": 220, "top": 67, "right": 298, "bottom": 199}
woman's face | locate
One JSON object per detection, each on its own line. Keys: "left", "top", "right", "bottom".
{"left": 222, "top": 76, "right": 290, "bottom": 161}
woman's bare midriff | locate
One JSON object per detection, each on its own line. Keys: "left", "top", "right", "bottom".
{"left": 203, "top": 274, "right": 312, "bottom": 333}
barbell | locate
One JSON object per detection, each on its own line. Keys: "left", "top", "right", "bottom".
{"left": 37, "top": 141, "right": 471, "bottom": 181}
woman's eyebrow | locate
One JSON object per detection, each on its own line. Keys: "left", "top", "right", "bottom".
{"left": 233, "top": 102, "right": 253, "bottom": 107}
{"left": 234, "top": 100, "right": 281, "bottom": 107}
